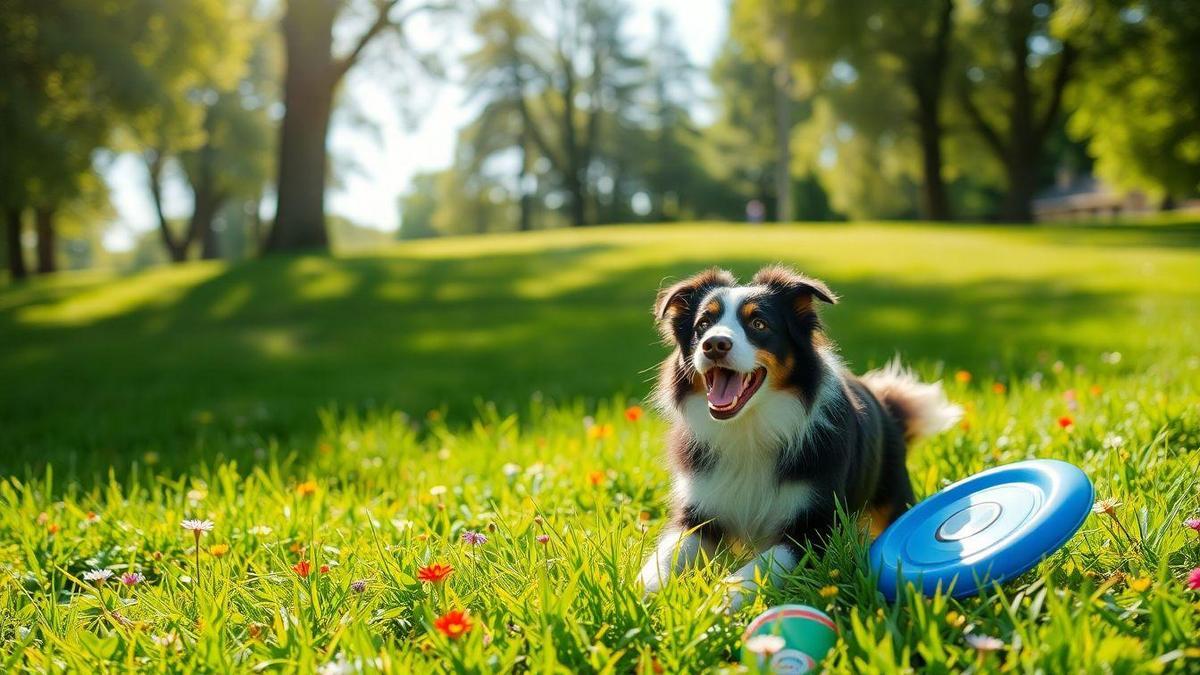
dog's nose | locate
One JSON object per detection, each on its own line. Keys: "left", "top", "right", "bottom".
{"left": 702, "top": 335, "right": 732, "bottom": 358}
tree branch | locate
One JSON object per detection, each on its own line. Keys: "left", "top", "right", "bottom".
{"left": 331, "top": 0, "right": 454, "bottom": 83}
{"left": 1036, "top": 42, "right": 1077, "bottom": 145}
{"left": 958, "top": 85, "right": 1007, "bottom": 161}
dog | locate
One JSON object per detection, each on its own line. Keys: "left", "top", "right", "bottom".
{"left": 637, "top": 266, "right": 961, "bottom": 610}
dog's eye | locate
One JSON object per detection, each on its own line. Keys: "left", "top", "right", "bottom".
{"left": 751, "top": 318, "right": 768, "bottom": 332}
{"left": 695, "top": 318, "right": 712, "bottom": 333}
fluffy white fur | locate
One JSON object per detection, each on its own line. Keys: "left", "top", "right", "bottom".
{"left": 860, "top": 358, "right": 963, "bottom": 439}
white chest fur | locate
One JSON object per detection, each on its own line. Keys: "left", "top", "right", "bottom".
{"left": 673, "top": 388, "right": 817, "bottom": 546}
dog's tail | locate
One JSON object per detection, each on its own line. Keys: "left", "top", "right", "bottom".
{"left": 861, "top": 358, "right": 962, "bottom": 443}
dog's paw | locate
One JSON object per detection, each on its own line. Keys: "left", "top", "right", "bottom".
{"left": 637, "top": 563, "right": 666, "bottom": 595}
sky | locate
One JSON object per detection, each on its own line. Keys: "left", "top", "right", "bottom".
{"left": 101, "top": 0, "right": 727, "bottom": 251}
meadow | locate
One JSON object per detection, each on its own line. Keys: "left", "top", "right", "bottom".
{"left": 1, "top": 222, "right": 1199, "bottom": 672}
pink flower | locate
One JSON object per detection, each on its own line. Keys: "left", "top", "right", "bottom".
{"left": 461, "top": 530, "right": 488, "bottom": 546}
{"left": 121, "top": 572, "right": 145, "bottom": 586}
{"left": 1185, "top": 518, "right": 1200, "bottom": 533}
{"left": 536, "top": 534, "right": 550, "bottom": 544}
{"left": 1187, "top": 568, "right": 1200, "bottom": 591}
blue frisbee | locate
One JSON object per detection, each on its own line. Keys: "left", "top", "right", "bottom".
{"left": 870, "top": 459, "right": 1092, "bottom": 600}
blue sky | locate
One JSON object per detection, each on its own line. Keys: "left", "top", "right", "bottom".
{"left": 101, "top": 0, "right": 727, "bottom": 250}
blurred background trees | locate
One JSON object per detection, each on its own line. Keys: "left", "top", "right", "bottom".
{"left": 3, "top": 0, "right": 1199, "bottom": 277}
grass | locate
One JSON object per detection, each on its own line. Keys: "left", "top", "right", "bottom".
{"left": 1, "top": 221, "right": 1199, "bottom": 672}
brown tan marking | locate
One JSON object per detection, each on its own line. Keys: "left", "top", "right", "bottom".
{"left": 756, "top": 349, "right": 795, "bottom": 390}
{"left": 740, "top": 302, "right": 759, "bottom": 319}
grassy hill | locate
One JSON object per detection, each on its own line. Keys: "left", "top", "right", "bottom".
{"left": 1, "top": 222, "right": 1199, "bottom": 672}
{"left": 2, "top": 222, "right": 1199, "bottom": 475}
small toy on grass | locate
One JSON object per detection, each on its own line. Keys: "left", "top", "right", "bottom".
{"left": 741, "top": 604, "right": 837, "bottom": 674}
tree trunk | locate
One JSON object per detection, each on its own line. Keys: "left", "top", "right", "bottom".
{"left": 1001, "top": 158, "right": 1036, "bottom": 222}
{"left": 773, "top": 60, "right": 794, "bottom": 223}
{"left": 915, "top": 96, "right": 951, "bottom": 221}
{"left": 5, "top": 207, "right": 27, "bottom": 281}
{"left": 266, "top": 0, "right": 337, "bottom": 253}
{"left": 34, "top": 206, "right": 56, "bottom": 274}
{"left": 517, "top": 131, "right": 533, "bottom": 232}
{"left": 192, "top": 193, "right": 226, "bottom": 260}
{"left": 145, "top": 152, "right": 189, "bottom": 262}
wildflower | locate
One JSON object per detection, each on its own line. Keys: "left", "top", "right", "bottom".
{"left": 1187, "top": 568, "right": 1200, "bottom": 591}
{"left": 248, "top": 525, "right": 273, "bottom": 536}
{"left": 83, "top": 569, "right": 113, "bottom": 584}
{"left": 47, "top": 522, "right": 60, "bottom": 534}
{"left": 954, "top": 370, "right": 971, "bottom": 384}
{"left": 502, "top": 463, "right": 522, "bottom": 479}
{"left": 248, "top": 623, "right": 265, "bottom": 640}
{"left": 588, "top": 423, "right": 614, "bottom": 440}
{"left": 744, "top": 634, "right": 786, "bottom": 657}
{"left": 437, "top": 447, "right": 452, "bottom": 460}
{"left": 209, "top": 543, "right": 230, "bottom": 557}
{"left": 433, "top": 609, "right": 473, "bottom": 639}
{"left": 991, "top": 382, "right": 1006, "bottom": 394}
{"left": 461, "top": 530, "right": 488, "bottom": 546}
{"left": 1092, "top": 498, "right": 1121, "bottom": 516}
{"left": 417, "top": 562, "right": 454, "bottom": 583}
{"left": 296, "top": 480, "right": 318, "bottom": 497}
{"left": 121, "top": 572, "right": 145, "bottom": 586}
{"left": 1063, "top": 389, "right": 1077, "bottom": 401}
{"left": 85, "top": 511, "right": 101, "bottom": 524}
{"left": 36, "top": 512, "right": 49, "bottom": 525}
{"left": 587, "top": 470, "right": 606, "bottom": 487}
{"left": 965, "top": 633, "right": 1005, "bottom": 652}
{"left": 430, "top": 485, "right": 447, "bottom": 497}
{"left": 181, "top": 519, "right": 215, "bottom": 535}
{"left": 1185, "top": 518, "right": 1200, "bottom": 533}
{"left": 1128, "top": 577, "right": 1152, "bottom": 592}
{"left": 624, "top": 405, "right": 644, "bottom": 422}
{"left": 1057, "top": 415, "right": 1074, "bottom": 429}
{"left": 350, "top": 579, "right": 367, "bottom": 593}
{"left": 818, "top": 585, "right": 839, "bottom": 598}
{"left": 1089, "top": 385, "right": 1103, "bottom": 397}
{"left": 319, "top": 564, "right": 330, "bottom": 574}
{"left": 536, "top": 534, "right": 550, "bottom": 544}
{"left": 293, "top": 560, "right": 313, "bottom": 578}
{"left": 186, "top": 488, "right": 207, "bottom": 503}
{"left": 152, "top": 633, "right": 181, "bottom": 650}
{"left": 945, "top": 611, "right": 965, "bottom": 628}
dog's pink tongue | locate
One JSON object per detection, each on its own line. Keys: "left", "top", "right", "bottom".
{"left": 707, "top": 369, "right": 741, "bottom": 407}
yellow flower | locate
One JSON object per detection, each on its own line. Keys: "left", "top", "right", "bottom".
{"left": 945, "top": 611, "right": 966, "bottom": 628}
{"left": 954, "top": 370, "right": 971, "bottom": 384}
{"left": 1128, "top": 577, "right": 1152, "bottom": 592}
{"left": 818, "top": 585, "right": 838, "bottom": 598}
{"left": 296, "top": 480, "right": 318, "bottom": 497}
{"left": 587, "top": 423, "right": 614, "bottom": 440}
{"left": 209, "top": 543, "right": 230, "bottom": 557}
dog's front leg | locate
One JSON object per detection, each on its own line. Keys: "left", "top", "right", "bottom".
{"left": 637, "top": 527, "right": 713, "bottom": 593}
{"left": 722, "top": 544, "right": 798, "bottom": 612}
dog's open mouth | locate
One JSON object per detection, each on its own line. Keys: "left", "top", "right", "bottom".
{"left": 703, "top": 367, "right": 766, "bottom": 419}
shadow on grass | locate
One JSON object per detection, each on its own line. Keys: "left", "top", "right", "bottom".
{"left": 0, "top": 243, "right": 1153, "bottom": 478}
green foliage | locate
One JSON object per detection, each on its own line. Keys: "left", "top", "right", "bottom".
{"left": 1061, "top": 0, "right": 1200, "bottom": 199}
{"left": 0, "top": 224, "right": 1198, "bottom": 671}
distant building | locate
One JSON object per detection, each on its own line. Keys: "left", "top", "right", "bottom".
{"left": 1032, "top": 170, "right": 1151, "bottom": 221}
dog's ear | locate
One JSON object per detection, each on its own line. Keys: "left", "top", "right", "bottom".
{"left": 654, "top": 268, "right": 736, "bottom": 343}
{"left": 751, "top": 265, "right": 838, "bottom": 313}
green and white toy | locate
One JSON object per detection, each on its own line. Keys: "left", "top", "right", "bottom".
{"left": 741, "top": 604, "right": 837, "bottom": 674}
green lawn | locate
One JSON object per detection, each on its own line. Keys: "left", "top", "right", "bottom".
{"left": 1, "top": 222, "right": 1199, "bottom": 672}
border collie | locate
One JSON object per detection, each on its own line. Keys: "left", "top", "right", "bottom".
{"left": 638, "top": 266, "right": 961, "bottom": 610}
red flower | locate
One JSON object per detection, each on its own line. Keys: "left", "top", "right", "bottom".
{"left": 292, "top": 560, "right": 312, "bottom": 578}
{"left": 624, "top": 405, "right": 644, "bottom": 422}
{"left": 417, "top": 562, "right": 453, "bottom": 584}
{"left": 319, "top": 564, "right": 330, "bottom": 574}
{"left": 1187, "top": 567, "right": 1200, "bottom": 591}
{"left": 434, "top": 609, "right": 473, "bottom": 639}
{"left": 1057, "top": 416, "right": 1074, "bottom": 429}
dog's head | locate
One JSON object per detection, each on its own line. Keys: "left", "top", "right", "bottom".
{"left": 654, "top": 265, "right": 837, "bottom": 420}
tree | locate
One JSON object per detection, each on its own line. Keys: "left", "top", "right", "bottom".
{"left": 956, "top": 0, "right": 1078, "bottom": 221}
{"left": 1059, "top": 0, "right": 1200, "bottom": 202}
{"left": 266, "top": 0, "right": 442, "bottom": 253}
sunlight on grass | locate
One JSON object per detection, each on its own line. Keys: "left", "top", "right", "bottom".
{"left": 12, "top": 263, "right": 224, "bottom": 327}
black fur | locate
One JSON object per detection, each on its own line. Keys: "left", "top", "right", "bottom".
{"left": 653, "top": 266, "right": 919, "bottom": 558}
